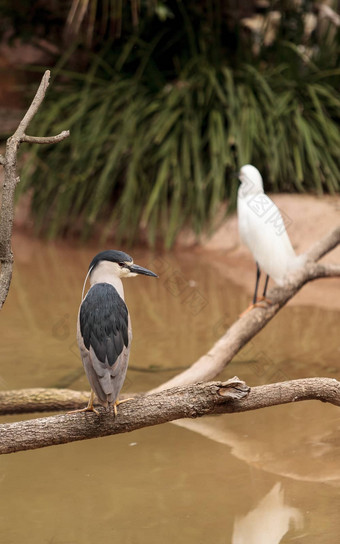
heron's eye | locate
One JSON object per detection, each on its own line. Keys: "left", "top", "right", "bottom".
{"left": 118, "top": 262, "right": 125, "bottom": 267}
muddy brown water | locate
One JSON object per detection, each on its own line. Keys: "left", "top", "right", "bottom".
{"left": 0, "top": 235, "right": 339, "bottom": 543}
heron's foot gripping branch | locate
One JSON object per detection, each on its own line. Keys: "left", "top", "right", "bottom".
{"left": 114, "top": 397, "right": 135, "bottom": 417}
{"left": 68, "top": 405, "right": 100, "bottom": 416}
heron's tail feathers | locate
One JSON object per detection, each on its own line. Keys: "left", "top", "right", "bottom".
{"left": 98, "top": 372, "right": 117, "bottom": 404}
{"left": 88, "top": 346, "right": 129, "bottom": 406}
{"left": 83, "top": 349, "right": 116, "bottom": 406}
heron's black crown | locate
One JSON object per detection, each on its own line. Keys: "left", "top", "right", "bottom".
{"left": 89, "top": 250, "right": 133, "bottom": 272}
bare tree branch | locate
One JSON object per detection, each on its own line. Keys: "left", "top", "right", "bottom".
{"left": 0, "top": 388, "right": 89, "bottom": 415}
{"left": 21, "top": 131, "right": 70, "bottom": 145}
{"left": 15, "top": 71, "right": 50, "bottom": 136}
{"left": 305, "top": 225, "right": 340, "bottom": 261}
{"left": 0, "top": 70, "right": 70, "bottom": 310}
{"left": 1, "top": 377, "right": 339, "bottom": 455}
{"left": 150, "top": 226, "right": 340, "bottom": 393}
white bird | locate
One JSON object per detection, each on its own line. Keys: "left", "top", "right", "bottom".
{"left": 237, "top": 164, "right": 305, "bottom": 305}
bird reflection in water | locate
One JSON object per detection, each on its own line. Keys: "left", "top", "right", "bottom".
{"left": 232, "top": 482, "right": 303, "bottom": 544}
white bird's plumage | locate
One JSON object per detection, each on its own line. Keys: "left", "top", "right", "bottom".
{"left": 237, "top": 164, "right": 305, "bottom": 286}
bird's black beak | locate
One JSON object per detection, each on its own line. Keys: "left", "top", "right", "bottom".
{"left": 128, "top": 264, "right": 158, "bottom": 277}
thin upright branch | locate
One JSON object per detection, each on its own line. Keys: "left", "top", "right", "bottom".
{"left": 0, "top": 70, "right": 70, "bottom": 310}
{"left": 15, "top": 71, "right": 50, "bottom": 136}
{"left": 0, "top": 377, "right": 339, "bottom": 455}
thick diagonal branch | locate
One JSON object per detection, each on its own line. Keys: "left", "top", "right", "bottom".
{"left": 0, "top": 377, "right": 339, "bottom": 455}
{"left": 0, "top": 70, "right": 70, "bottom": 309}
{"left": 150, "top": 226, "right": 340, "bottom": 392}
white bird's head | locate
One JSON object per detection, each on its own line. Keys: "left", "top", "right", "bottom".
{"left": 238, "top": 164, "right": 264, "bottom": 196}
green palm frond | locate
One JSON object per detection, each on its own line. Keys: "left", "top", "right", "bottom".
{"left": 17, "top": 1, "right": 340, "bottom": 246}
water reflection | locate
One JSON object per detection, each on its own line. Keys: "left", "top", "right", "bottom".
{"left": 175, "top": 402, "right": 340, "bottom": 485}
{"left": 0, "top": 233, "right": 339, "bottom": 542}
{"left": 232, "top": 483, "right": 303, "bottom": 543}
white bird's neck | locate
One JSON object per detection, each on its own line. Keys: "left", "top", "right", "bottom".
{"left": 89, "top": 261, "right": 125, "bottom": 300}
{"left": 238, "top": 166, "right": 264, "bottom": 197}
{"left": 238, "top": 181, "right": 264, "bottom": 198}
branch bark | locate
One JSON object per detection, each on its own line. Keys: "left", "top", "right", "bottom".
{"left": 0, "top": 388, "right": 89, "bottom": 415}
{"left": 0, "top": 70, "right": 70, "bottom": 309}
{"left": 0, "top": 377, "right": 339, "bottom": 455}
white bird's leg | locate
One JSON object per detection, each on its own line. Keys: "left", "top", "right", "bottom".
{"left": 253, "top": 263, "right": 261, "bottom": 304}
{"left": 240, "top": 266, "right": 271, "bottom": 317}
{"left": 239, "top": 264, "right": 261, "bottom": 316}
{"left": 256, "top": 274, "right": 272, "bottom": 304}
{"left": 262, "top": 274, "right": 270, "bottom": 299}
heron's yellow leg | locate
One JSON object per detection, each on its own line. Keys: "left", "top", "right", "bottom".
{"left": 68, "top": 390, "right": 100, "bottom": 415}
{"left": 113, "top": 397, "right": 135, "bottom": 417}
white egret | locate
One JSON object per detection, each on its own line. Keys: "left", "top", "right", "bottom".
{"left": 237, "top": 164, "right": 305, "bottom": 306}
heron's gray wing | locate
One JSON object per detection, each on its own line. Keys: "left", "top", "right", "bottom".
{"left": 78, "top": 283, "right": 130, "bottom": 405}
{"left": 80, "top": 283, "right": 129, "bottom": 366}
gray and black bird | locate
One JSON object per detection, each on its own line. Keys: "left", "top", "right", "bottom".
{"left": 74, "top": 250, "right": 157, "bottom": 415}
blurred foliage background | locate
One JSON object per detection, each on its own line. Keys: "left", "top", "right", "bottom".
{"left": 0, "top": 0, "right": 339, "bottom": 246}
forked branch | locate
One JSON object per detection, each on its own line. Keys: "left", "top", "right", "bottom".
{"left": 150, "top": 226, "right": 340, "bottom": 392}
{"left": 0, "top": 70, "right": 70, "bottom": 310}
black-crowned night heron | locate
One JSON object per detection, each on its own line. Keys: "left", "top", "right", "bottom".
{"left": 73, "top": 250, "right": 157, "bottom": 415}
{"left": 237, "top": 165, "right": 305, "bottom": 306}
